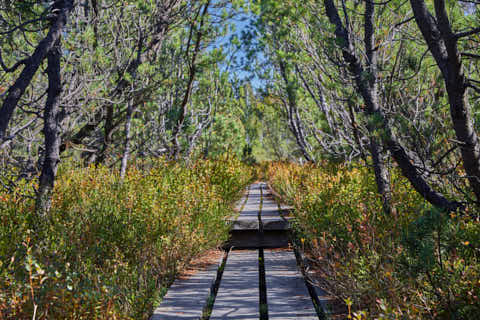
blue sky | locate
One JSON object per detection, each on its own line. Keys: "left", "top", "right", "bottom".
{"left": 208, "top": 2, "right": 265, "bottom": 89}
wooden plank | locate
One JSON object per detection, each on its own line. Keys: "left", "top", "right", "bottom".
{"left": 264, "top": 250, "right": 318, "bottom": 319}
{"left": 261, "top": 200, "right": 281, "bottom": 218}
{"left": 210, "top": 250, "right": 260, "bottom": 319}
{"left": 150, "top": 255, "right": 223, "bottom": 320}
{"left": 238, "top": 183, "right": 261, "bottom": 219}
{"left": 261, "top": 195, "right": 290, "bottom": 231}
{"left": 260, "top": 184, "right": 282, "bottom": 218}
{"left": 232, "top": 183, "right": 261, "bottom": 230}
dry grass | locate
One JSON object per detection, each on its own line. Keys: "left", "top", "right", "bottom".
{"left": 178, "top": 249, "right": 224, "bottom": 280}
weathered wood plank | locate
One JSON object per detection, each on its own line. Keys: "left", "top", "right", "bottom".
{"left": 230, "top": 218, "right": 259, "bottom": 230}
{"left": 261, "top": 195, "right": 290, "bottom": 231}
{"left": 261, "top": 202, "right": 281, "bottom": 217}
{"left": 210, "top": 250, "right": 260, "bottom": 319}
{"left": 235, "top": 196, "right": 247, "bottom": 211}
{"left": 150, "top": 255, "right": 222, "bottom": 320}
{"left": 264, "top": 250, "right": 318, "bottom": 319}
{"left": 240, "top": 183, "right": 261, "bottom": 218}
{"left": 260, "top": 184, "right": 282, "bottom": 218}
{"left": 230, "top": 183, "right": 261, "bottom": 230}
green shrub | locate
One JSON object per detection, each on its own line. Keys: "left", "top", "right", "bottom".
{"left": 0, "top": 156, "right": 253, "bottom": 319}
{"left": 267, "top": 161, "right": 480, "bottom": 319}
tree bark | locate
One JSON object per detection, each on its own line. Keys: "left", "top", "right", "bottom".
{"left": 410, "top": 0, "right": 480, "bottom": 202}
{"left": 0, "top": 0, "right": 74, "bottom": 142}
{"left": 95, "top": 103, "right": 115, "bottom": 164}
{"left": 36, "top": 39, "right": 63, "bottom": 216}
{"left": 364, "top": 0, "right": 392, "bottom": 215}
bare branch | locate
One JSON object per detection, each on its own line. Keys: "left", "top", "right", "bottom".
{"left": 455, "top": 26, "right": 480, "bottom": 39}
{"left": 0, "top": 49, "right": 29, "bottom": 73}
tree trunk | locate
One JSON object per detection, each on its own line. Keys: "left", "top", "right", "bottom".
{"left": 370, "top": 137, "right": 392, "bottom": 215}
{"left": 96, "top": 103, "right": 115, "bottom": 164}
{"left": 0, "top": 0, "right": 74, "bottom": 142}
{"left": 323, "top": 0, "right": 460, "bottom": 212}
{"left": 120, "top": 100, "right": 135, "bottom": 179}
{"left": 171, "top": 0, "right": 210, "bottom": 159}
{"left": 278, "top": 59, "right": 314, "bottom": 162}
{"left": 364, "top": 0, "right": 392, "bottom": 215}
{"left": 36, "top": 39, "right": 63, "bottom": 216}
{"left": 410, "top": 0, "right": 480, "bottom": 202}
{"left": 323, "top": 0, "right": 392, "bottom": 214}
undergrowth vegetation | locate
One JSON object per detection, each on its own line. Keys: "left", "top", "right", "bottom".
{"left": 267, "top": 162, "right": 480, "bottom": 320}
{"left": 0, "top": 156, "right": 253, "bottom": 319}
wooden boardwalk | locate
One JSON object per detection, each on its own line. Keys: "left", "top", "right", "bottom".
{"left": 151, "top": 183, "right": 324, "bottom": 320}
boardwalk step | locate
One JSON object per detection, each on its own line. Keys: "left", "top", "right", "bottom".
{"left": 226, "top": 230, "right": 290, "bottom": 249}
{"left": 229, "top": 218, "right": 259, "bottom": 230}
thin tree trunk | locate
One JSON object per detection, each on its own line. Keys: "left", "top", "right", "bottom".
{"left": 171, "top": 0, "right": 210, "bottom": 159}
{"left": 120, "top": 100, "right": 135, "bottom": 179}
{"left": 369, "top": 137, "right": 392, "bottom": 215}
{"left": 96, "top": 103, "right": 115, "bottom": 164}
{"left": 36, "top": 39, "right": 63, "bottom": 216}
{"left": 364, "top": 0, "right": 392, "bottom": 215}
{"left": 322, "top": 0, "right": 392, "bottom": 214}
{"left": 278, "top": 59, "right": 314, "bottom": 162}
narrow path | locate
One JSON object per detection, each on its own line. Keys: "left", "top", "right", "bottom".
{"left": 151, "top": 182, "right": 322, "bottom": 320}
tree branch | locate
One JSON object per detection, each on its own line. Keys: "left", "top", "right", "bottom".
{"left": 0, "top": 17, "right": 46, "bottom": 35}
{"left": 455, "top": 26, "right": 480, "bottom": 39}
{"left": 0, "top": 49, "right": 29, "bottom": 73}
{"left": 461, "top": 52, "right": 480, "bottom": 59}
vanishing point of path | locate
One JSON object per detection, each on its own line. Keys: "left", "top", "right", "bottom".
{"left": 150, "top": 182, "right": 326, "bottom": 320}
